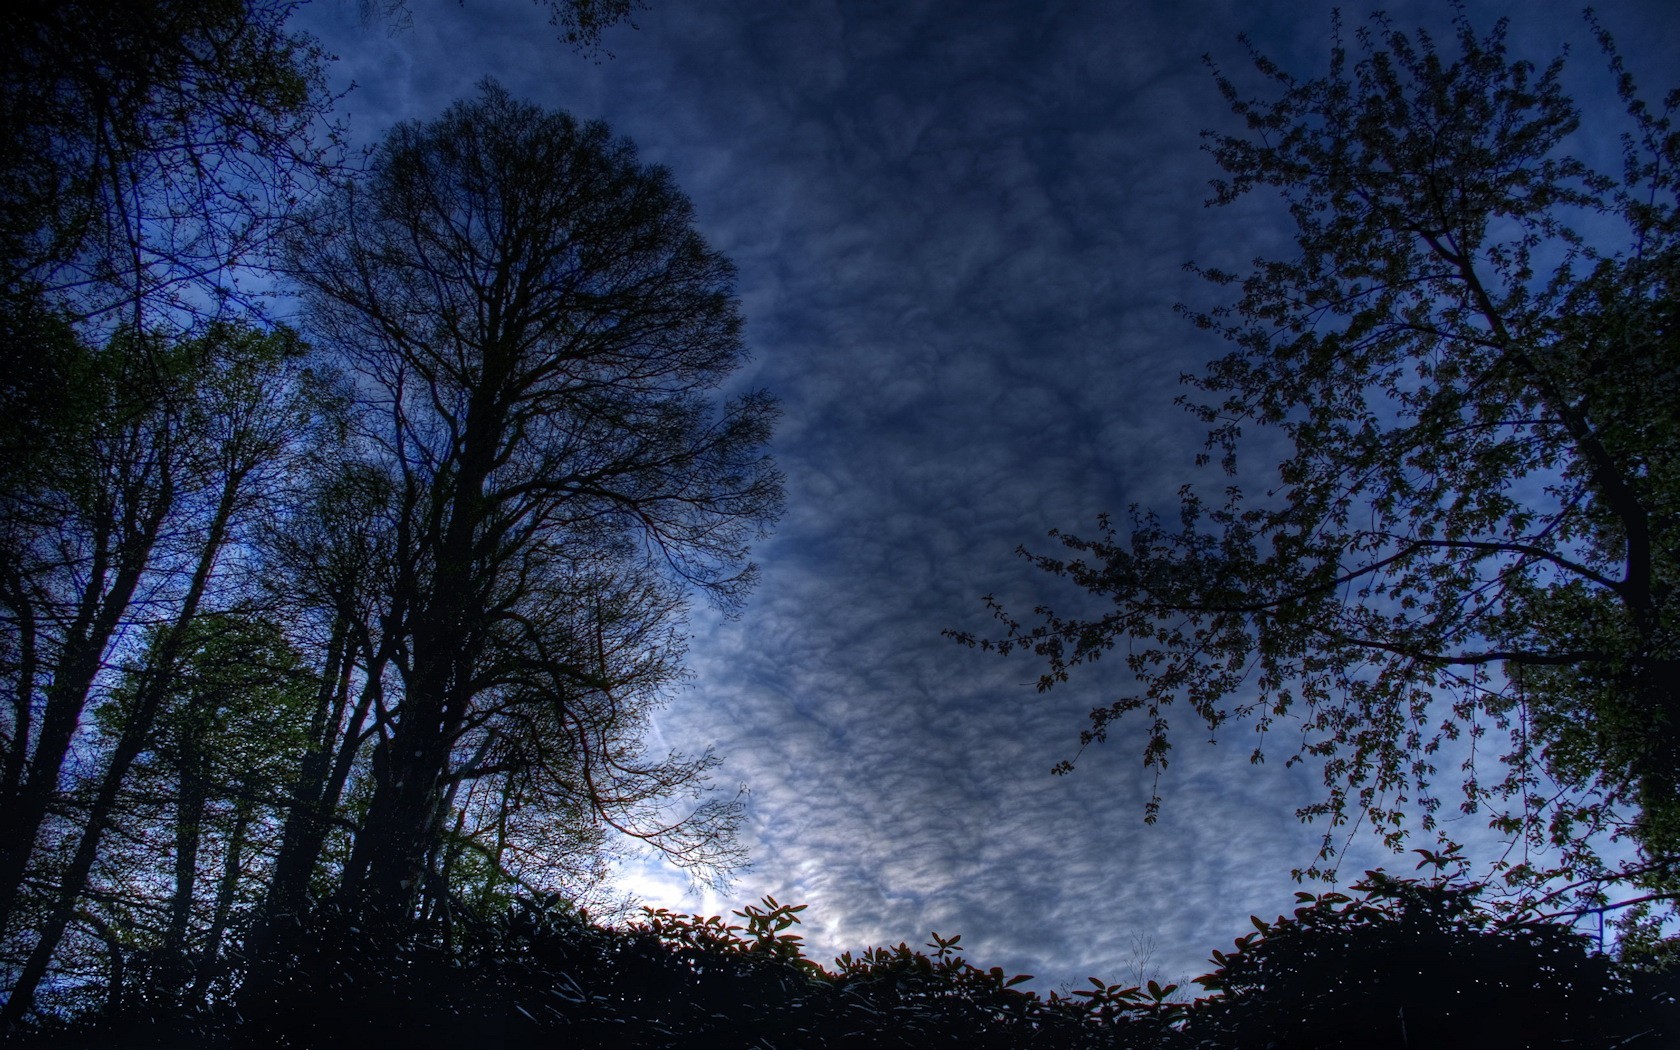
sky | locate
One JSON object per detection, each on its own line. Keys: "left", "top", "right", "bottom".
{"left": 289, "top": 0, "right": 1680, "bottom": 993}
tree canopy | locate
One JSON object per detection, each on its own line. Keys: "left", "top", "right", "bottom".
{"left": 954, "top": 11, "right": 1679, "bottom": 923}
{"left": 0, "top": 0, "right": 785, "bottom": 1024}
{"left": 276, "top": 82, "right": 780, "bottom": 932}
{"left": 0, "top": 0, "right": 334, "bottom": 332}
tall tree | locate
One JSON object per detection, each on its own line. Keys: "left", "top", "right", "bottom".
{"left": 956, "top": 12, "right": 1678, "bottom": 919}
{"left": 0, "top": 322, "right": 314, "bottom": 1021}
{"left": 279, "top": 83, "right": 781, "bottom": 933}
{"left": 245, "top": 447, "right": 399, "bottom": 947}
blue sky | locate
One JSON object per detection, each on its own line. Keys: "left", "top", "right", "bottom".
{"left": 290, "top": 0, "right": 1680, "bottom": 992}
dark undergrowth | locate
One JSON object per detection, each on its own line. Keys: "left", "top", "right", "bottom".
{"left": 6, "top": 875, "right": 1679, "bottom": 1048}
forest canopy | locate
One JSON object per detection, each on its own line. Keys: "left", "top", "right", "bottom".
{"left": 3, "top": 0, "right": 1677, "bottom": 1043}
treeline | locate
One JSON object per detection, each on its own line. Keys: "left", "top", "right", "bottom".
{"left": 11, "top": 869, "right": 1679, "bottom": 1047}
{"left": 2, "top": 0, "right": 778, "bottom": 1024}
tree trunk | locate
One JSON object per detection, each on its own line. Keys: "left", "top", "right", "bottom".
{"left": 241, "top": 642, "right": 381, "bottom": 994}
{"left": 342, "top": 411, "right": 497, "bottom": 929}
{"left": 0, "top": 514, "right": 161, "bottom": 936}
{"left": 0, "top": 463, "right": 235, "bottom": 1024}
{"left": 162, "top": 755, "right": 208, "bottom": 988}
{"left": 191, "top": 798, "right": 252, "bottom": 1002}
{"left": 2, "top": 671, "right": 171, "bottom": 1025}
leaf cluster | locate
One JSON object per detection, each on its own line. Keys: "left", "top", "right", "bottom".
{"left": 952, "top": 5, "right": 1680, "bottom": 916}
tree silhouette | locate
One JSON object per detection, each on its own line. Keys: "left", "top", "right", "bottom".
{"left": 2, "top": 0, "right": 763, "bottom": 1024}
{"left": 954, "top": 11, "right": 1679, "bottom": 918}
{"left": 80, "top": 613, "right": 316, "bottom": 1008}
{"left": 274, "top": 82, "right": 781, "bottom": 938}
{"left": 0, "top": 323, "right": 316, "bottom": 1022}
{"left": 0, "top": 0, "right": 335, "bottom": 333}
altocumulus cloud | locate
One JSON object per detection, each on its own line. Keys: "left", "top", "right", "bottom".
{"left": 293, "top": 0, "right": 1680, "bottom": 991}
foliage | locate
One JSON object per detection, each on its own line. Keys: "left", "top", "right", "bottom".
{"left": 88, "top": 613, "right": 317, "bottom": 1007}
{"left": 0, "top": 0, "right": 336, "bottom": 330}
{"left": 1, "top": 321, "right": 316, "bottom": 1021}
{"left": 952, "top": 9, "right": 1680, "bottom": 915}
{"left": 7, "top": 886, "right": 1676, "bottom": 1048}
{"left": 1187, "top": 849, "right": 1677, "bottom": 1047}
{"left": 5, "top": 894, "right": 1128, "bottom": 1048}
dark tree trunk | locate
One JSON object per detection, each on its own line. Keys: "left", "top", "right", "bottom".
{"left": 191, "top": 799, "right": 252, "bottom": 1002}
{"left": 163, "top": 756, "right": 208, "bottom": 983}
{"left": 240, "top": 640, "right": 381, "bottom": 995}
{"left": 2, "top": 672, "right": 171, "bottom": 1025}
{"left": 0, "top": 465, "right": 234, "bottom": 1024}
{"left": 341, "top": 400, "right": 499, "bottom": 929}
{"left": 0, "top": 519, "right": 159, "bottom": 936}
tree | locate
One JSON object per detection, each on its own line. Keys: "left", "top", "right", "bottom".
{"left": 89, "top": 613, "right": 316, "bottom": 1007}
{"left": 0, "top": 322, "right": 315, "bottom": 1022}
{"left": 276, "top": 82, "right": 781, "bottom": 934}
{"left": 5, "top": 614, "right": 319, "bottom": 1016}
{"left": 2, "top": 2, "right": 339, "bottom": 1003}
{"left": 242, "top": 447, "right": 400, "bottom": 951}
{"left": 954, "top": 12, "right": 1678, "bottom": 920}
{"left": 0, "top": 0, "right": 335, "bottom": 333}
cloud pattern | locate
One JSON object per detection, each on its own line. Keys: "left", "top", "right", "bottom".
{"left": 293, "top": 0, "right": 1680, "bottom": 990}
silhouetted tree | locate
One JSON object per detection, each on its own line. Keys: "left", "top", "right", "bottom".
{"left": 1, "top": 0, "right": 738, "bottom": 1027}
{"left": 0, "top": 0, "right": 335, "bottom": 333}
{"left": 955, "top": 11, "right": 1679, "bottom": 921}
{"left": 3, "top": 3, "right": 338, "bottom": 1007}
{"left": 84, "top": 613, "right": 316, "bottom": 1008}
{"left": 274, "top": 82, "right": 781, "bottom": 940}
{"left": 243, "top": 448, "right": 400, "bottom": 952}
{"left": 0, "top": 323, "right": 315, "bottom": 1022}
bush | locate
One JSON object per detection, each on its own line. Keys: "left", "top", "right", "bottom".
{"left": 7, "top": 882, "right": 1672, "bottom": 1048}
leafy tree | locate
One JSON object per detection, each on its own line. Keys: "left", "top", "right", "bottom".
{"left": 0, "top": 0, "right": 335, "bottom": 332}
{"left": 0, "top": 323, "right": 315, "bottom": 1022}
{"left": 2, "top": 0, "right": 723, "bottom": 1026}
{"left": 2, "top": 0, "right": 339, "bottom": 1006}
{"left": 86, "top": 613, "right": 316, "bottom": 1007}
{"left": 954, "top": 12, "right": 1679, "bottom": 918}
{"left": 273, "top": 82, "right": 782, "bottom": 938}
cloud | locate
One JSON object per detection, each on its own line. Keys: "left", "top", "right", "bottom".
{"left": 295, "top": 0, "right": 1680, "bottom": 993}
